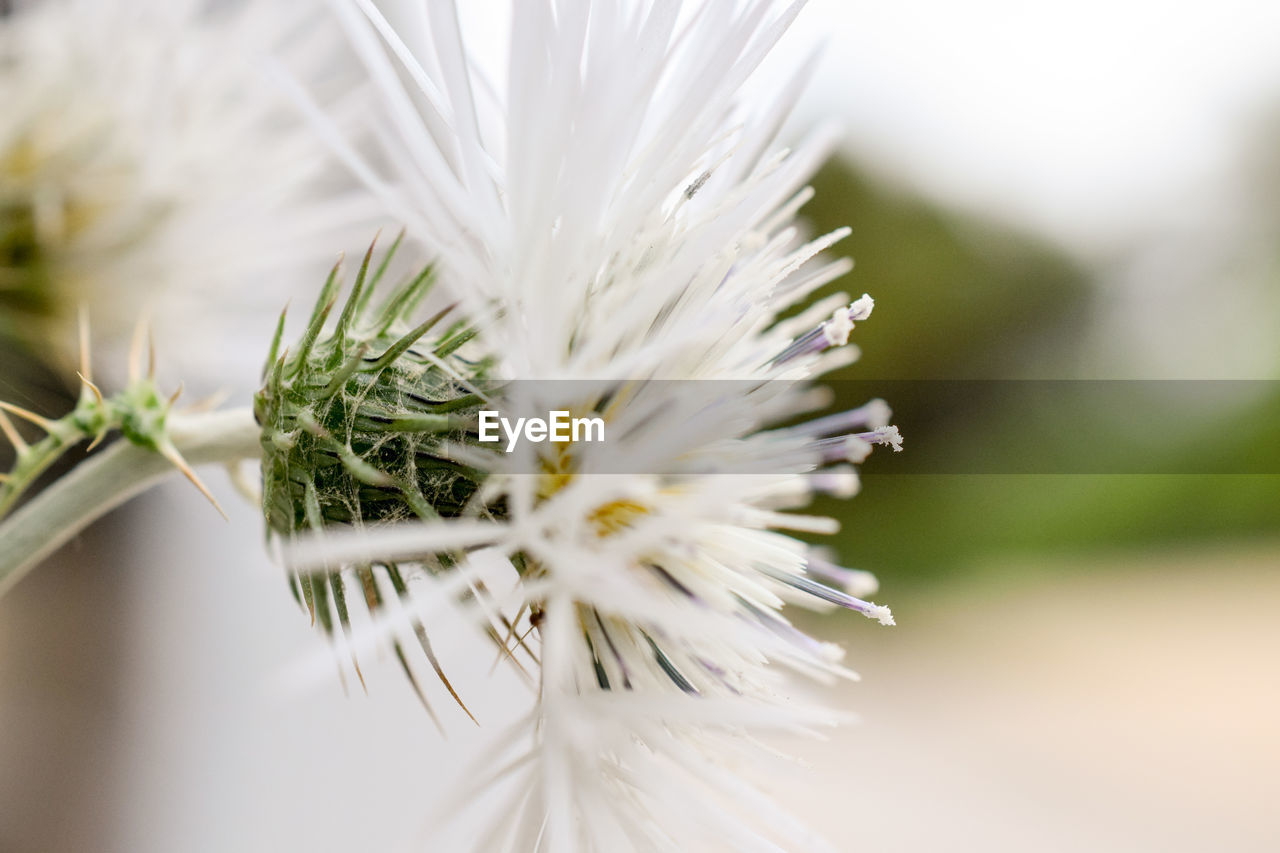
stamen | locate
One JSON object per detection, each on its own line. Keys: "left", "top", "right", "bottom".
{"left": 855, "top": 425, "right": 903, "bottom": 453}
{"left": 816, "top": 434, "right": 874, "bottom": 464}
{"left": 773, "top": 293, "right": 874, "bottom": 365}
{"left": 758, "top": 565, "right": 894, "bottom": 625}
{"left": 797, "top": 399, "right": 892, "bottom": 437}
{"left": 805, "top": 554, "right": 879, "bottom": 598}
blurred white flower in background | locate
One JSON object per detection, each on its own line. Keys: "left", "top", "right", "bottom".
{"left": 0, "top": 0, "right": 376, "bottom": 389}
{"left": 270, "top": 1, "right": 900, "bottom": 848}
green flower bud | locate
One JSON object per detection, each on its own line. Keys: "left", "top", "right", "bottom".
{"left": 254, "top": 235, "right": 499, "bottom": 713}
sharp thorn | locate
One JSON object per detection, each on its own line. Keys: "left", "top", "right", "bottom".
{"left": 435, "top": 325, "right": 477, "bottom": 358}
{"left": 489, "top": 618, "right": 535, "bottom": 679}
{"left": 393, "top": 643, "right": 445, "bottom": 735}
{"left": 317, "top": 256, "right": 344, "bottom": 313}
{"left": 76, "top": 372, "right": 104, "bottom": 405}
{"left": 77, "top": 305, "right": 92, "bottom": 383}
{"left": 157, "top": 439, "right": 228, "bottom": 520}
{"left": 168, "top": 382, "right": 184, "bottom": 408}
{"left": 85, "top": 429, "right": 108, "bottom": 452}
{"left": 263, "top": 304, "right": 289, "bottom": 382}
{"left": 353, "top": 654, "right": 368, "bottom": 694}
{"left": 333, "top": 241, "right": 378, "bottom": 352}
{"left": 361, "top": 228, "right": 404, "bottom": 313}
{"left": 0, "top": 409, "right": 28, "bottom": 454}
{"left": 0, "top": 401, "right": 54, "bottom": 431}
{"left": 327, "top": 573, "right": 368, "bottom": 695}
{"left": 409, "top": 618, "right": 477, "bottom": 725}
{"left": 377, "top": 264, "right": 436, "bottom": 332}
{"left": 371, "top": 303, "right": 456, "bottom": 372}
{"left": 299, "top": 573, "right": 317, "bottom": 627}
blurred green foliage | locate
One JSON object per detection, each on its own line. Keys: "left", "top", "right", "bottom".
{"left": 803, "top": 158, "right": 1280, "bottom": 588}
{"left": 804, "top": 159, "right": 1091, "bottom": 381}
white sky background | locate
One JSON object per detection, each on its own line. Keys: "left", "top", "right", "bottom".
{"left": 786, "top": 0, "right": 1280, "bottom": 254}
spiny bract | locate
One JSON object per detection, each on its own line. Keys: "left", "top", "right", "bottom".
{"left": 254, "top": 235, "right": 499, "bottom": 712}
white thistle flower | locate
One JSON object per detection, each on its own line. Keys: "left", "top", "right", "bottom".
{"left": 275, "top": 1, "right": 904, "bottom": 848}
{"left": 0, "top": 0, "right": 373, "bottom": 384}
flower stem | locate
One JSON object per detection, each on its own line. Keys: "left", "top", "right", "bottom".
{"left": 0, "top": 407, "right": 261, "bottom": 600}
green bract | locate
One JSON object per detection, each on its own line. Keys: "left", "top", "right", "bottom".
{"left": 253, "top": 236, "right": 499, "bottom": 713}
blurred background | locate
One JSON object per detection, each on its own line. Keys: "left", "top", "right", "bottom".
{"left": 2, "top": 0, "right": 1279, "bottom": 851}
{"left": 788, "top": 2, "right": 1280, "bottom": 849}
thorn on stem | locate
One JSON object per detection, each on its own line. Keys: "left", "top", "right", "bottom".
{"left": 157, "top": 439, "right": 228, "bottom": 521}
{"left": 76, "top": 372, "right": 104, "bottom": 405}
{"left": 0, "top": 401, "right": 54, "bottom": 432}
{"left": 85, "top": 429, "right": 108, "bottom": 453}
{"left": 78, "top": 306, "right": 92, "bottom": 383}
{"left": 0, "top": 409, "right": 29, "bottom": 454}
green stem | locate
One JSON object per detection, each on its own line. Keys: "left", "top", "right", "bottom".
{"left": 0, "top": 418, "right": 87, "bottom": 518}
{"left": 0, "top": 407, "right": 261, "bottom": 600}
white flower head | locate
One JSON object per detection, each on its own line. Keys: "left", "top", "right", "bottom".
{"left": 0, "top": 0, "right": 373, "bottom": 386}
{"left": 274, "top": 0, "right": 905, "bottom": 848}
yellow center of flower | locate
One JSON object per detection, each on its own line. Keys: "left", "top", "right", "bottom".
{"left": 586, "top": 498, "right": 650, "bottom": 538}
